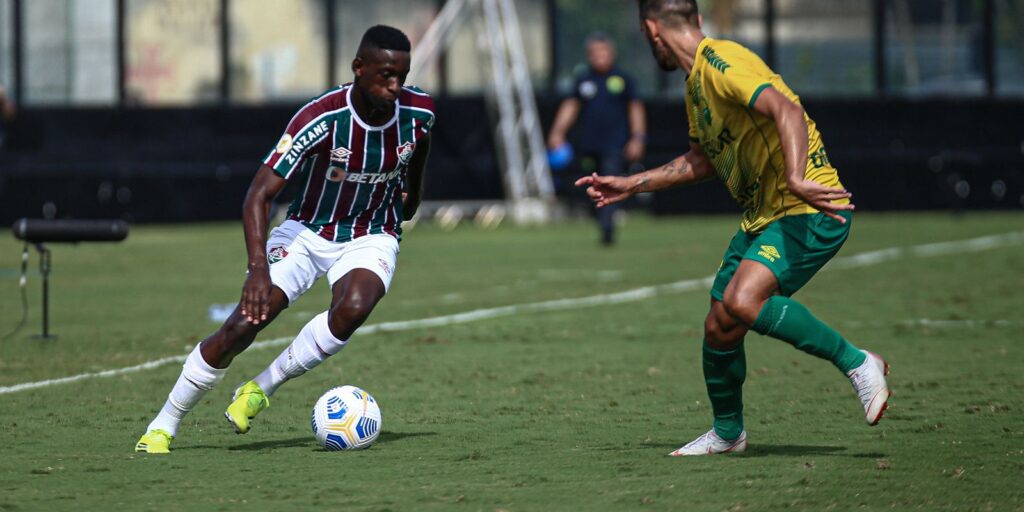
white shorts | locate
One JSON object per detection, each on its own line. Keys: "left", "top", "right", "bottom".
{"left": 265, "top": 220, "right": 399, "bottom": 304}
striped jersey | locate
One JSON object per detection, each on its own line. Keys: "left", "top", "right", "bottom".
{"left": 685, "top": 38, "right": 846, "bottom": 234}
{"left": 263, "top": 83, "right": 436, "bottom": 242}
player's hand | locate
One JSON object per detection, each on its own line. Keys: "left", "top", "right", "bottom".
{"left": 788, "top": 179, "right": 855, "bottom": 223}
{"left": 575, "top": 173, "right": 633, "bottom": 208}
{"left": 624, "top": 138, "right": 645, "bottom": 162}
{"left": 241, "top": 266, "right": 273, "bottom": 325}
{"left": 547, "top": 133, "right": 565, "bottom": 150}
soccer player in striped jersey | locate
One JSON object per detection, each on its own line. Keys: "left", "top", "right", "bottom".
{"left": 577, "top": 0, "right": 890, "bottom": 456}
{"left": 136, "top": 25, "right": 435, "bottom": 453}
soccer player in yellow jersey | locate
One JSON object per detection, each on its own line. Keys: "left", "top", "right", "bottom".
{"left": 576, "top": 0, "right": 891, "bottom": 456}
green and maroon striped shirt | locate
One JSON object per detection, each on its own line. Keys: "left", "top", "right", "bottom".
{"left": 263, "top": 84, "right": 435, "bottom": 242}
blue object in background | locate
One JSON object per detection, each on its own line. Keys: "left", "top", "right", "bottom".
{"left": 547, "top": 142, "right": 574, "bottom": 171}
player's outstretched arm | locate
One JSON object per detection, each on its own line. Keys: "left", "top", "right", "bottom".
{"left": 403, "top": 133, "right": 431, "bottom": 219}
{"left": 241, "top": 164, "right": 287, "bottom": 325}
{"left": 752, "top": 87, "right": 854, "bottom": 223}
{"left": 574, "top": 142, "right": 713, "bottom": 208}
{"left": 547, "top": 98, "right": 580, "bottom": 149}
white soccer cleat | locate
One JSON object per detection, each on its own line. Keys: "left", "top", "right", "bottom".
{"left": 669, "top": 429, "right": 747, "bottom": 456}
{"left": 847, "top": 349, "right": 891, "bottom": 425}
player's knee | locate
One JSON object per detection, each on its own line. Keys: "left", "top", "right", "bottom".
{"left": 721, "top": 289, "right": 762, "bottom": 327}
{"left": 704, "top": 316, "right": 741, "bottom": 350}
{"left": 328, "top": 299, "right": 374, "bottom": 336}
{"left": 704, "top": 314, "right": 725, "bottom": 342}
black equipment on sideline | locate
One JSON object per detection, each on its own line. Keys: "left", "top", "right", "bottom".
{"left": 13, "top": 218, "right": 129, "bottom": 243}
{"left": 10, "top": 219, "right": 130, "bottom": 339}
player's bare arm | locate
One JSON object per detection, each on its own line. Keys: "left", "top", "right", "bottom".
{"left": 575, "top": 141, "right": 713, "bottom": 208}
{"left": 547, "top": 98, "right": 581, "bottom": 149}
{"left": 624, "top": 99, "right": 647, "bottom": 162}
{"left": 241, "top": 164, "right": 288, "bottom": 325}
{"left": 752, "top": 87, "right": 854, "bottom": 223}
{"left": 402, "top": 133, "right": 432, "bottom": 219}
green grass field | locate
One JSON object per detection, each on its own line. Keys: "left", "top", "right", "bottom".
{"left": 1, "top": 212, "right": 1022, "bottom": 511}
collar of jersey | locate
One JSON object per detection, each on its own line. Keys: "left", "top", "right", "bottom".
{"left": 346, "top": 86, "right": 399, "bottom": 132}
{"left": 687, "top": 36, "right": 713, "bottom": 83}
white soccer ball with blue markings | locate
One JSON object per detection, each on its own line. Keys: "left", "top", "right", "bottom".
{"left": 311, "top": 385, "right": 382, "bottom": 451}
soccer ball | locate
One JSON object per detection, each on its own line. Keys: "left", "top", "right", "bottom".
{"left": 311, "top": 385, "right": 382, "bottom": 451}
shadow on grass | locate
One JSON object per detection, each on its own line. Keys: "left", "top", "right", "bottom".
{"left": 180, "top": 432, "right": 436, "bottom": 452}
{"left": 376, "top": 431, "right": 437, "bottom": 444}
{"left": 227, "top": 436, "right": 310, "bottom": 451}
{"left": 737, "top": 444, "right": 848, "bottom": 457}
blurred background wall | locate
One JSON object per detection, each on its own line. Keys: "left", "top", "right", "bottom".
{"left": 1, "top": 0, "right": 1022, "bottom": 222}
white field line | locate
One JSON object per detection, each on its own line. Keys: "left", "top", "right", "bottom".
{"left": 2, "top": 230, "right": 1022, "bottom": 396}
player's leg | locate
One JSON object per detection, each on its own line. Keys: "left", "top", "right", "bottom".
{"left": 670, "top": 300, "right": 751, "bottom": 456}
{"left": 596, "top": 152, "right": 624, "bottom": 246}
{"left": 723, "top": 212, "right": 890, "bottom": 425}
{"left": 670, "top": 230, "right": 751, "bottom": 456}
{"left": 247, "top": 234, "right": 397, "bottom": 399}
{"left": 137, "top": 221, "right": 313, "bottom": 451}
{"left": 248, "top": 269, "right": 385, "bottom": 399}
{"left": 136, "top": 290, "right": 290, "bottom": 452}
{"left": 724, "top": 259, "right": 864, "bottom": 370}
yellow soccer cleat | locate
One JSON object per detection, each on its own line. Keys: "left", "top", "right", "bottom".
{"left": 224, "top": 380, "right": 270, "bottom": 434}
{"left": 135, "top": 429, "right": 173, "bottom": 454}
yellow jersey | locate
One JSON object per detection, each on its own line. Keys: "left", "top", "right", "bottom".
{"left": 685, "top": 37, "right": 846, "bottom": 233}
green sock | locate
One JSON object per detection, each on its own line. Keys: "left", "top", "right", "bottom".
{"left": 703, "top": 341, "right": 746, "bottom": 441}
{"left": 751, "top": 296, "right": 866, "bottom": 373}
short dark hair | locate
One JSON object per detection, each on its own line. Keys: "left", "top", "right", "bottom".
{"left": 585, "top": 31, "right": 613, "bottom": 47}
{"left": 637, "top": 0, "right": 700, "bottom": 27}
{"left": 358, "top": 25, "right": 411, "bottom": 53}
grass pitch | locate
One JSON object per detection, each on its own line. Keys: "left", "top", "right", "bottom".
{"left": 1, "top": 212, "right": 1022, "bottom": 511}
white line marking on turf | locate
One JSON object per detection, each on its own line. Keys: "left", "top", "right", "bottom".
{"left": 843, "top": 318, "right": 1020, "bottom": 329}
{"left": 2, "top": 230, "right": 1022, "bottom": 396}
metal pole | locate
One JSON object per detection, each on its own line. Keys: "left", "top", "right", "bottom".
{"left": 12, "top": 0, "right": 23, "bottom": 105}
{"left": 37, "top": 244, "right": 52, "bottom": 339}
{"left": 873, "top": 0, "right": 886, "bottom": 96}
{"left": 764, "top": 0, "right": 776, "bottom": 69}
{"left": 116, "top": 0, "right": 126, "bottom": 105}
{"left": 219, "top": 0, "right": 230, "bottom": 103}
{"left": 982, "top": 0, "right": 995, "bottom": 97}
{"left": 326, "top": 0, "right": 336, "bottom": 88}
{"left": 545, "top": 0, "right": 556, "bottom": 95}
{"left": 437, "top": 0, "right": 449, "bottom": 96}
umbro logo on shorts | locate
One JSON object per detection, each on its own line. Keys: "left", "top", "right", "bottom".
{"left": 758, "top": 245, "right": 781, "bottom": 262}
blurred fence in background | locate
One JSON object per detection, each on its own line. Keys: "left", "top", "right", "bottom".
{"left": 0, "top": 0, "right": 1022, "bottom": 223}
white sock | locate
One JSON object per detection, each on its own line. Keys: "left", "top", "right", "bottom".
{"left": 146, "top": 344, "right": 227, "bottom": 437}
{"left": 253, "top": 311, "right": 348, "bottom": 396}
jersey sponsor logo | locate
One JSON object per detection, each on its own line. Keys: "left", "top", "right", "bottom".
{"left": 396, "top": 141, "right": 416, "bottom": 165}
{"left": 606, "top": 75, "right": 625, "bottom": 94}
{"left": 340, "top": 168, "right": 403, "bottom": 185}
{"left": 330, "top": 146, "right": 352, "bottom": 165}
{"left": 268, "top": 246, "right": 289, "bottom": 264}
{"left": 701, "top": 45, "right": 732, "bottom": 73}
{"left": 327, "top": 166, "right": 348, "bottom": 182}
{"left": 284, "top": 120, "right": 331, "bottom": 166}
{"left": 579, "top": 80, "right": 598, "bottom": 99}
{"left": 757, "top": 245, "right": 780, "bottom": 262}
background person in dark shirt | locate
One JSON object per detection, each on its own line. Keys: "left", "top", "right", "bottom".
{"left": 548, "top": 32, "right": 646, "bottom": 246}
